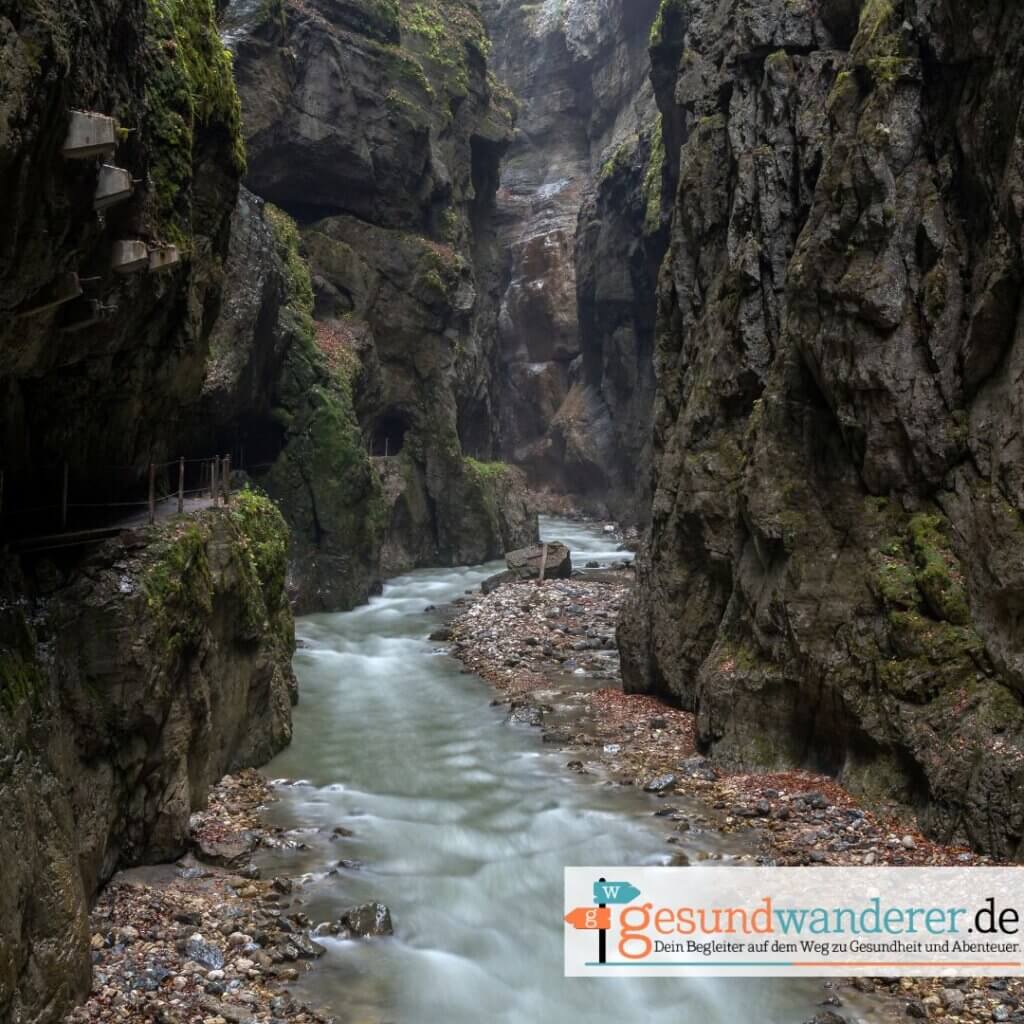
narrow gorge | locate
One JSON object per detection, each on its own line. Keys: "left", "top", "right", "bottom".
{"left": 2, "top": 0, "right": 1024, "bottom": 1021}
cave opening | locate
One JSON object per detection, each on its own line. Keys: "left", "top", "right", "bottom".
{"left": 209, "top": 414, "right": 287, "bottom": 479}
{"left": 371, "top": 412, "right": 409, "bottom": 458}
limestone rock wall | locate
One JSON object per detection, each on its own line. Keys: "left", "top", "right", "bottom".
{"left": 0, "top": 499, "right": 295, "bottom": 1022}
{"left": 622, "top": 0, "right": 1024, "bottom": 859}
{"left": 0, "top": 0, "right": 242, "bottom": 490}
{"left": 481, "top": 0, "right": 663, "bottom": 520}
{"left": 197, "top": 190, "right": 386, "bottom": 612}
{"left": 225, "top": 0, "right": 537, "bottom": 571}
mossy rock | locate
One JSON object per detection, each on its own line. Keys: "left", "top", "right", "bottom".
{"left": 145, "top": 0, "right": 246, "bottom": 243}
{"left": 908, "top": 513, "right": 971, "bottom": 625}
{"left": 0, "top": 650, "right": 45, "bottom": 716}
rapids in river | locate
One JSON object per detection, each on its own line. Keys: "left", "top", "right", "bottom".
{"left": 258, "top": 518, "right": 855, "bottom": 1023}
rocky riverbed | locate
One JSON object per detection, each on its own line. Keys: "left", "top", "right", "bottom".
{"left": 445, "top": 546, "right": 1024, "bottom": 1024}
{"left": 60, "top": 526, "right": 1023, "bottom": 1024}
{"left": 64, "top": 772, "right": 391, "bottom": 1024}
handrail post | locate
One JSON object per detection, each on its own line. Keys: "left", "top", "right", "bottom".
{"left": 61, "top": 462, "right": 69, "bottom": 530}
{"left": 148, "top": 462, "right": 156, "bottom": 525}
{"left": 222, "top": 454, "right": 231, "bottom": 504}
{"left": 177, "top": 457, "right": 185, "bottom": 514}
{"left": 211, "top": 456, "right": 218, "bottom": 503}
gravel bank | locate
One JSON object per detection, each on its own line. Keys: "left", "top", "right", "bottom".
{"left": 64, "top": 772, "right": 390, "bottom": 1024}
{"left": 446, "top": 564, "right": 1023, "bottom": 1024}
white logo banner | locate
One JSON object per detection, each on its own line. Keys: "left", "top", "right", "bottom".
{"left": 565, "top": 867, "right": 1024, "bottom": 977}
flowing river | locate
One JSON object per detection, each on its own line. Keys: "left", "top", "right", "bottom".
{"left": 258, "top": 518, "right": 850, "bottom": 1023}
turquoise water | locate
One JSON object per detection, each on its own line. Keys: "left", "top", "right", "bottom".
{"left": 258, "top": 520, "right": 850, "bottom": 1023}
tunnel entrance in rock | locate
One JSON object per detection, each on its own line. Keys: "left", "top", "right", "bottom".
{"left": 371, "top": 412, "right": 409, "bottom": 458}
{"left": 227, "top": 414, "right": 287, "bottom": 476}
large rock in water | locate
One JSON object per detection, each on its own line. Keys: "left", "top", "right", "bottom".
{"left": 506, "top": 542, "right": 572, "bottom": 581}
{"left": 621, "top": 0, "right": 1024, "bottom": 860}
{"left": 340, "top": 902, "right": 394, "bottom": 938}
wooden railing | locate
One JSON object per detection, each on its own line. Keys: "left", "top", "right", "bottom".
{"left": 0, "top": 454, "right": 236, "bottom": 548}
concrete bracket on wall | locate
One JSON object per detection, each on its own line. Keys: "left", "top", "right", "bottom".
{"left": 94, "top": 165, "right": 134, "bottom": 211}
{"left": 63, "top": 111, "right": 118, "bottom": 160}
{"left": 148, "top": 244, "right": 180, "bottom": 272}
{"left": 112, "top": 240, "right": 149, "bottom": 275}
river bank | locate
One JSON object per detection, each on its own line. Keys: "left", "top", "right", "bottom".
{"left": 64, "top": 772, "right": 334, "bottom": 1024}
{"left": 446, "top": 565, "right": 989, "bottom": 869}
{"left": 443, "top": 519, "right": 1024, "bottom": 1024}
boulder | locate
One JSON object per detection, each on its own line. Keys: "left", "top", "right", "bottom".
{"left": 340, "top": 902, "right": 394, "bottom": 938}
{"left": 643, "top": 774, "right": 677, "bottom": 795}
{"left": 194, "top": 830, "right": 259, "bottom": 869}
{"left": 185, "top": 935, "right": 225, "bottom": 971}
{"left": 482, "top": 570, "right": 517, "bottom": 595}
{"left": 505, "top": 542, "right": 572, "bottom": 581}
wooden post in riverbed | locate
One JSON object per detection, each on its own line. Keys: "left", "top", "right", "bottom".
{"left": 61, "top": 463, "right": 69, "bottom": 530}
{"left": 538, "top": 542, "right": 548, "bottom": 585}
{"left": 177, "top": 457, "right": 185, "bottom": 513}
{"left": 148, "top": 463, "right": 156, "bottom": 525}
{"left": 222, "top": 455, "right": 231, "bottom": 503}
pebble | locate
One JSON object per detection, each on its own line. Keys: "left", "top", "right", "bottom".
{"left": 643, "top": 774, "right": 677, "bottom": 794}
{"left": 942, "top": 989, "right": 965, "bottom": 1011}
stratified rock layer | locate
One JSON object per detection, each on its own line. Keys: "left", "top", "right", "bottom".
{"left": 622, "top": 0, "right": 1024, "bottom": 859}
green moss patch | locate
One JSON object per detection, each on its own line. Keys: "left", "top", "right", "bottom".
{"left": 463, "top": 456, "right": 513, "bottom": 482}
{"left": 868, "top": 504, "right": 985, "bottom": 700}
{"left": 229, "top": 489, "right": 289, "bottom": 605}
{"left": 145, "top": 0, "right": 245, "bottom": 242}
{"left": 142, "top": 521, "right": 214, "bottom": 621}
{"left": 851, "top": 0, "right": 903, "bottom": 63}
{"left": 399, "top": 0, "right": 491, "bottom": 101}
{"left": 649, "top": 0, "right": 687, "bottom": 49}
{"left": 642, "top": 120, "right": 666, "bottom": 234}
{"left": 908, "top": 513, "right": 971, "bottom": 625}
{"left": 0, "top": 651, "right": 45, "bottom": 715}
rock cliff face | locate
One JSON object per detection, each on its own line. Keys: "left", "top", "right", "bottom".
{"left": 1, "top": 0, "right": 243, "bottom": 485}
{"left": 224, "top": 0, "right": 536, "bottom": 572}
{"left": 0, "top": 497, "right": 295, "bottom": 1022}
{"left": 622, "top": 0, "right": 1024, "bottom": 859}
{"left": 481, "top": 0, "right": 664, "bottom": 520}
{"left": 197, "top": 189, "right": 386, "bottom": 612}
{"left": 2, "top": 0, "right": 516, "bottom": 618}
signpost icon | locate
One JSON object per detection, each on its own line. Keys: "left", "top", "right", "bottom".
{"left": 564, "top": 876, "right": 642, "bottom": 964}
